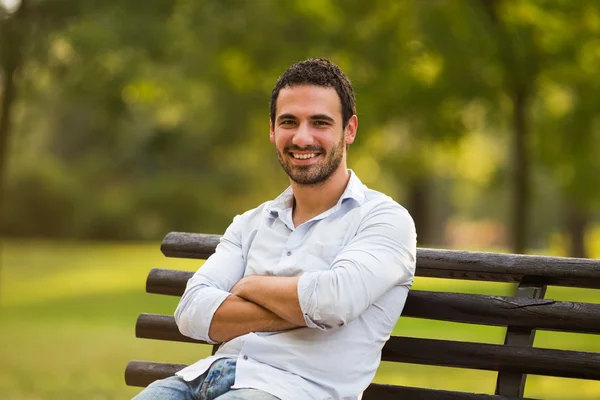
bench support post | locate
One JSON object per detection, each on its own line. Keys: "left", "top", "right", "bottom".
{"left": 495, "top": 277, "right": 547, "bottom": 397}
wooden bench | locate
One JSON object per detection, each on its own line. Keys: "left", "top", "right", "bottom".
{"left": 125, "top": 232, "right": 600, "bottom": 399}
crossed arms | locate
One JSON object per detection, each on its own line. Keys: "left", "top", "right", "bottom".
{"left": 208, "top": 275, "right": 305, "bottom": 342}
{"left": 174, "top": 204, "right": 416, "bottom": 344}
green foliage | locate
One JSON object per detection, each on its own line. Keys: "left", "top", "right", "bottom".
{"left": 1, "top": 0, "right": 599, "bottom": 251}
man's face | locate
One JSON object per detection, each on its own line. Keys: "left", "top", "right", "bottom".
{"left": 270, "top": 85, "right": 355, "bottom": 186}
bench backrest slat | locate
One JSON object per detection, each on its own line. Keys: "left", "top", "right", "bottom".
{"left": 406, "top": 290, "right": 600, "bottom": 334}
{"left": 125, "top": 361, "right": 534, "bottom": 399}
{"left": 146, "top": 269, "right": 191, "bottom": 296}
{"left": 136, "top": 314, "right": 207, "bottom": 344}
{"left": 363, "top": 383, "right": 536, "bottom": 400}
{"left": 126, "top": 361, "right": 185, "bottom": 387}
{"left": 383, "top": 336, "right": 600, "bottom": 380}
{"left": 160, "top": 233, "right": 600, "bottom": 289}
{"left": 133, "top": 314, "right": 600, "bottom": 381}
{"left": 146, "top": 268, "right": 600, "bottom": 334}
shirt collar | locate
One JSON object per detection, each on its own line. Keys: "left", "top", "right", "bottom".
{"left": 266, "top": 169, "right": 366, "bottom": 217}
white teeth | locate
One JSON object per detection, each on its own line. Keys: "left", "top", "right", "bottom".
{"left": 292, "top": 153, "right": 316, "bottom": 159}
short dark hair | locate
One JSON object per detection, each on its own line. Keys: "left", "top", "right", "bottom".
{"left": 270, "top": 58, "right": 356, "bottom": 128}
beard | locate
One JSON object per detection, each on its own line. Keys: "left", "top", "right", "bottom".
{"left": 276, "top": 134, "right": 345, "bottom": 186}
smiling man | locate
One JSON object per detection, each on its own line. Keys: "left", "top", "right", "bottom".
{"left": 133, "top": 58, "right": 416, "bottom": 400}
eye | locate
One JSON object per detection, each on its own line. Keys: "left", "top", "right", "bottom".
{"left": 280, "top": 120, "right": 296, "bottom": 125}
{"left": 313, "top": 120, "right": 329, "bottom": 126}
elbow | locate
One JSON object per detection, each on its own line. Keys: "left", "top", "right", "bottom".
{"left": 174, "top": 303, "right": 194, "bottom": 338}
{"left": 300, "top": 273, "right": 354, "bottom": 331}
{"left": 174, "top": 305, "right": 212, "bottom": 342}
{"left": 305, "top": 302, "right": 350, "bottom": 331}
{"left": 174, "top": 295, "right": 208, "bottom": 341}
{"left": 174, "top": 285, "right": 227, "bottom": 343}
{"left": 320, "top": 318, "right": 347, "bottom": 331}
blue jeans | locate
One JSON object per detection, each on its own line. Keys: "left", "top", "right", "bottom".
{"left": 132, "top": 358, "right": 279, "bottom": 400}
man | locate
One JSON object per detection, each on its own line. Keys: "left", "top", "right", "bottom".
{"left": 133, "top": 58, "right": 416, "bottom": 400}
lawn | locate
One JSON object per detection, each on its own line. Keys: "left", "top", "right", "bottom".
{"left": 1, "top": 240, "right": 599, "bottom": 399}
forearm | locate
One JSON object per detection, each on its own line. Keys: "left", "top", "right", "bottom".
{"left": 209, "top": 294, "right": 300, "bottom": 343}
{"left": 232, "top": 275, "right": 306, "bottom": 326}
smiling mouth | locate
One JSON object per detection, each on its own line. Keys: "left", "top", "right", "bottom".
{"left": 290, "top": 153, "right": 318, "bottom": 160}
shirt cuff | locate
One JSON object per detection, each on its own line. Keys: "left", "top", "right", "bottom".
{"left": 297, "top": 271, "right": 326, "bottom": 330}
{"left": 189, "top": 287, "right": 231, "bottom": 344}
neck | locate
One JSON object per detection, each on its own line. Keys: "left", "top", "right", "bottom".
{"left": 291, "top": 166, "right": 350, "bottom": 227}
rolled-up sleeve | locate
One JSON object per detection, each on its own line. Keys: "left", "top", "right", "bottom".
{"left": 174, "top": 215, "right": 246, "bottom": 343}
{"left": 298, "top": 203, "right": 416, "bottom": 330}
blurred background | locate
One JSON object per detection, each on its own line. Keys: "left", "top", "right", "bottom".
{"left": 1, "top": 0, "right": 599, "bottom": 399}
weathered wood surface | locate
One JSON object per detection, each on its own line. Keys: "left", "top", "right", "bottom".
{"left": 495, "top": 281, "right": 547, "bottom": 397}
{"left": 363, "top": 383, "right": 537, "bottom": 400}
{"left": 125, "top": 360, "right": 185, "bottom": 387}
{"left": 125, "top": 360, "right": 536, "bottom": 399}
{"left": 405, "top": 290, "right": 600, "bottom": 334}
{"left": 136, "top": 314, "right": 206, "bottom": 344}
{"left": 146, "top": 268, "right": 190, "bottom": 296}
{"left": 134, "top": 314, "right": 600, "bottom": 380}
{"left": 161, "top": 232, "right": 220, "bottom": 260}
{"left": 382, "top": 336, "right": 600, "bottom": 380}
{"left": 144, "top": 270, "right": 600, "bottom": 334}
{"left": 160, "top": 232, "right": 600, "bottom": 288}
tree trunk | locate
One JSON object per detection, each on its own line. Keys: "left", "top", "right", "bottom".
{"left": 0, "top": 1, "right": 29, "bottom": 295}
{"left": 407, "top": 178, "right": 432, "bottom": 246}
{"left": 0, "top": 56, "right": 18, "bottom": 220}
{"left": 0, "top": 0, "right": 28, "bottom": 224}
{"left": 478, "top": 0, "right": 536, "bottom": 254}
{"left": 565, "top": 200, "right": 588, "bottom": 258}
{"left": 510, "top": 89, "right": 529, "bottom": 254}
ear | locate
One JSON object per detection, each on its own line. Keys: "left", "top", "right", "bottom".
{"left": 269, "top": 118, "right": 275, "bottom": 143}
{"left": 344, "top": 115, "right": 358, "bottom": 146}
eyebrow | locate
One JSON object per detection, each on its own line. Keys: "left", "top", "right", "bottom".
{"left": 276, "top": 114, "right": 297, "bottom": 123}
{"left": 276, "top": 114, "right": 335, "bottom": 123}
{"left": 310, "top": 114, "right": 335, "bottom": 123}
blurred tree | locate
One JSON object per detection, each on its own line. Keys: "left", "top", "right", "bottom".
{"left": 474, "top": 0, "right": 541, "bottom": 254}
{"left": 533, "top": 0, "right": 600, "bottom": 257}
{"left": 2, "top": 0, "right": 598, "bottom": 253}
{"left": 0, "top": 0, "right": 28, "bottom": 220}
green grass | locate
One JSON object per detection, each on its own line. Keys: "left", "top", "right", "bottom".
{"left": 1, "top": 240, "right": 599, "bottom": 399}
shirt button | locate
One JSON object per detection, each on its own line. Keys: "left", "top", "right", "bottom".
{"left": 286, "top": 251, "right": 292, "bottom": 256}
{"left": 243, "top": 355, "right": 248, "bottom": 360}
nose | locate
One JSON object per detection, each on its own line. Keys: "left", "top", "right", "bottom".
{"left": 291, "top": 121, "right": 314, "bottom": 148}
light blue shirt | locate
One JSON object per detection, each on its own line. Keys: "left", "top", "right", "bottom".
{"left": 174, "top": 171, "right": 416, "bottom": 400}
